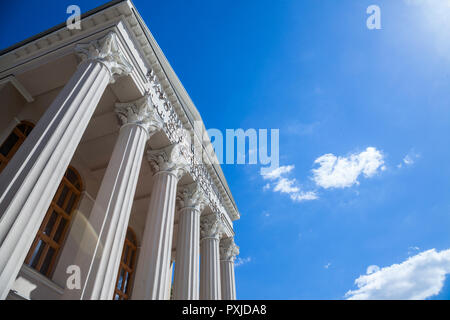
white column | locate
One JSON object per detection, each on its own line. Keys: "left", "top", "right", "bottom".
{"left": 132, "top": 144, "right": 187, "bottom": 300}
{"left": 81, "top": 95, "right": 163, "bottom": 300}
{"left": 0, "top": 31, "right": 132, "bottom": 300}
{"left": 220, "top": 237, "right": 239, "bottom": 300}
{"left": 173, "top": 182, "right": 205, "bottom": 300}
{"left": 200, "top": 213, "right": 223, "bottom": 300}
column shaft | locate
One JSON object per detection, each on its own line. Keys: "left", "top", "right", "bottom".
{"left": 0, "top": 60, "right": 110, "bottom": 299}
{"left": 132, "top": 171, "right": 178, "bottom": 299}
{"left": 200, "top": 237, "right": 221, "bottom": 300}
{"left": 173, "top": 208, "right": 200, "bottom": 299}
{"left": 220, "top": 260, "right": 236, "bottom": 300}
{"left": 83, "top": 124, "right": 148, "bottom": 300}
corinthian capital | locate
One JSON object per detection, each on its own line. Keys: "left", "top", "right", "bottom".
{"left": 200, "top": 213, "right": 223, "bottom": 240}
{"left": 75, "top": 31, "right": 133, "bottom": 83}
{"left": 115, "top": 94, "right": 163, "bottom": 137}
{"left": 220, "top": 238, "right": 239, "bottom": 262}
{"left": 147, "top": 143, "right": 188, "bottom": 179}
{"left": 177, "top": 182, "right": 206, "bottom": 212}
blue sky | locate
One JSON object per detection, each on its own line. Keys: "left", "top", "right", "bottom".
{"left": 2, "top": 0, "right": 450, "bottom": 299}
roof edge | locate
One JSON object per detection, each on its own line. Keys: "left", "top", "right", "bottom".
{"left": 0, "top": 0, "right": 126, "bottom": 56}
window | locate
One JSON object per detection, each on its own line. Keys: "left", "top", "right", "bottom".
{"left": 24, "top": 167, "right": 83, "bottom": 276}
{"left": 114, "top": 228, "right": 138, "bottom": 300}
{"left": 0, "top": 121, "right": 34, "bottom": 173}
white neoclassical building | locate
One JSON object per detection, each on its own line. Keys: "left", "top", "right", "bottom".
{"left": 0, "top": 0, "right": 240, "bottom": 300}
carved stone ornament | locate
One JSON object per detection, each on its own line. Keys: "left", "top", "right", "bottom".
{"left": 219, "top": 237, "right": 239, "bottom": 262}
{"left": 115, "top": 93, "right": 163, "bottom": 137}
{"left": 177, "top": 182, "right": 207, "bottom": 212}
{"left": 75, "top": 31, "right": 133, "bottom": 83}
{"left": 200, "top": 213, "right": 223, "bottom": 240}
{"left": 147, "top": 143, "right": 188, "bottom": 179}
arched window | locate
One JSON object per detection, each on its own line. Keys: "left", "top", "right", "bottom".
{"left": 0, "top": 121, "right": 34, "bottom": 173}
{"left": 25, "top": 166, "right": 83, "bottom": 276}
{"left": 114, "top": 227, "right": 138, "bottom": 300}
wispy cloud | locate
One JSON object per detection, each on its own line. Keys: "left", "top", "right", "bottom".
{"left": 261, "top": 165, "right": 318, "bottom": 202}
{"left": 397, "top": 150, "right": 420, "bottom": 168}
{"left": 408, "top": 246, "right": 420, "bottom": 255}
{"left": 324, "top": 262, "right": 332, "bottom": 269}
{"left": 346, "top": 249, "right": 450, "bottom": 300}
{"left": 235, "top": 257, "right": 252, "bottom": 267}
{"left": 261, "top": 165, "right": 295, "bottom": 180}
{"left": 312, "top": 147, "right": 385, "bottom": 189}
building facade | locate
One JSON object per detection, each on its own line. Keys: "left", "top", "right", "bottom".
{"left": 0, "top": 0, "right": 240, "bottom": 300}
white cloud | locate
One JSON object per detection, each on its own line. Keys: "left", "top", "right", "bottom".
{"left": 273, "top": 178, "right": 300, "bottom": 194}
{"left": 403, "top": 155, "right": 414, "bottom": 165}
{"left": 260, "top": 165, "right": 318, "bottom": 202}
{"left": 366, "top": 265, "right": 380, "bottom": 275}
{"left": 235, "top": 257, "right": 251, "bottom": 267}
{"left": 312, "top": 147, "right": 385, "bottom": 189}
{"left": 261, "top": 165, "right": 294, "bottom": 180}
{"left": 346, "top": 249, "right": 450, "bottom": 300}
{"left": 324, "top": 263, "right": 332, "bottom": 269}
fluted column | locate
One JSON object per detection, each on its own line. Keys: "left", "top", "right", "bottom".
{"left": 220, "top": 238, "right": 239, "bottom": 300}
{"left": 0, "top": 31, "right": 132, "bottom": 300}
{"left": 132, "top": 144, "right": 187, "bottom": 300}
{"left": 200, "top": 213, "right": 223, "bottom": 300}
{"left": 81, "top": 95, "right": 163, "bottom": 300}
{"left": 173, "top": 182, "right": 205, "bottom": 300}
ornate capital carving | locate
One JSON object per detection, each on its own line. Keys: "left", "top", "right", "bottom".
{"left": 177, "top": 182, "right": 207, "bottom": 212}
{"left": 220, "top": 237, "right": 239, "bottom": 262}
{"left": 147, "top": 143, "right": 188, "bottom": 179}
{"left": 75, "top": 31, "right": 133, "bottom": 83}
{"left": 115, "top": 94, "right": 163, "bottom": 137}
{"left": 200, "top": 213, "right": 223, "bottom": 240}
